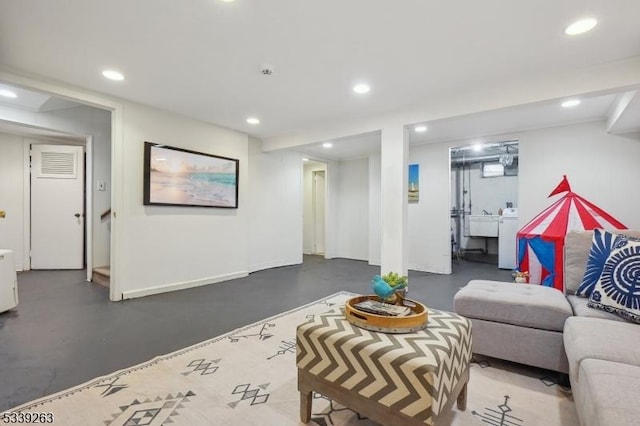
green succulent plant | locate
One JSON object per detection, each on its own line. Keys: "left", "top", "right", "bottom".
{"left": 381, "top": 272, "right": 408, "bottom": 288}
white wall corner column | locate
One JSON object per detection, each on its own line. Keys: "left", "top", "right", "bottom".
{"left": 324, "top": 160, "right": 340, "bottom": 259}
{"left": 380, "top": 125, "right": 408, "bottom": 276}
{"left": 368, "top": 153, "right": 382, "bottom": 266}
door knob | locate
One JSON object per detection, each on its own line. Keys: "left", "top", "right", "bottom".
{"left": 74, "top": 213, "right": 81, "bottom": 218}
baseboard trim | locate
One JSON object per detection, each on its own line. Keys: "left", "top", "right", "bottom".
{"left": 122, "top": 271, "right": 249, "bottom": 300}
{"left": 408, "top": 263, "right": 451, "bottom": 274}
{"left": 248, "top": 259, "right": 301, "bottom": 273}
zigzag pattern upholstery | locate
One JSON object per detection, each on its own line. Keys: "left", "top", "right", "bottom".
{"left": 296, "top": 307, "right": 472, "bottom": 425}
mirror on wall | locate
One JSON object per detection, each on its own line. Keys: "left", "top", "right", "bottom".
{"left": 450, "top": 140, "right": 519, "bottom": 269}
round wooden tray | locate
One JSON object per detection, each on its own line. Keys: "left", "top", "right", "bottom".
{"left": 344, "top": 295, "right": 428, "bottom": 334}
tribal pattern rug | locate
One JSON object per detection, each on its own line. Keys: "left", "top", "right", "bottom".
{"left": 11, "top": 292, "right": 578, "bottom": 425}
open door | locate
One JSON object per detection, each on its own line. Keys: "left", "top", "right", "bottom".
{"left": 30, "top": 144, "right": 84, "bottom": 269}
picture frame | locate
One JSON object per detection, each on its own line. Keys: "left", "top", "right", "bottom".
{"left": 143, "top": 142, "right": 239, "bottom": 208}
{"left": 408, "top": 164, "right": 419, "bottom": 203}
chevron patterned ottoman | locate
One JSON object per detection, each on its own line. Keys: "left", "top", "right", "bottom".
{"left": 296, "top": 307, "right": 472, "bottom": 425}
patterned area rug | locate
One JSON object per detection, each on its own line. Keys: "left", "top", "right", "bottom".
{"left": 11, "top": 292, "right": 578, "bottom": 425}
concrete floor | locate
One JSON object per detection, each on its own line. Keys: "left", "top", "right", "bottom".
{"left": 0, "top": 256, "right": 512, "bottom": 411}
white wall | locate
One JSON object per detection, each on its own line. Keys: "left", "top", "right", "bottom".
{"left": 303, "top": 157, "right": 370, "bottom": 262}
{"left": 335, "top": 158, "right": 369, "bottom": 261}
{"left": 463, "top": 164, "right": 518, "bottom": 215}
{"left": 324, "top": 160, "right": 340, "bottom": 259}
{"left": 248, "top": 137, "right": 303, "bottom": 272}
{"left": 87, "top": 109, "right": 112, "bottom": 268}
{"left": 110, "top": 114, "right": 640, "bottom": 293}
{"left": 0, "top": 79, "right": 308, "bottom": 300}
{"left": 519, "top": 121, "right": 640, "bottom": 230}
{"left": 369, "top": 147, "right": 454, "bottom": 273}
{"left": 368, "top": 154, "right": 381, "bottom": 265}
{"left": 0, "top": 133, "right": 25, "bottom": 269}
{"left": 118, "top": 102, "right": 249, "bottom": 299}
{"left": 407, "top": 143, "right": 452, "bottom": 274}
{"left": 411, "top": 120, "right": 640, "bottom": 275}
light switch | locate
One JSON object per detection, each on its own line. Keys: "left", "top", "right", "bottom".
{"left": 97, "top": 181, "right": 107, "bottom": 191}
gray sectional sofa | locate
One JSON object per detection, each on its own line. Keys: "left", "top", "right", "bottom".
{"left": 562, "top": 230, "right": 640, "bottom": 426}
{"left": 454, "top": 230, "right": 640, "bottom": 426}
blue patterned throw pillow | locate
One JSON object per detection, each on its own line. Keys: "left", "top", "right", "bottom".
{"left": 576, "top": 229, "right": 640, "bottom": 297}
{"left": 587, "top": 238, "right": 640, "bottom": 323}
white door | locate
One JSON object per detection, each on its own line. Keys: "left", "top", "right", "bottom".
{"left": 313, "top": 171, "right": 325, "bottom": 254}
{"left": 31, "top": 144, "right": 84, "bottom": 269}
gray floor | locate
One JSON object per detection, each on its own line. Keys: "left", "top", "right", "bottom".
{"left": 0, "top": 256, "right": 511, "bottom": 411}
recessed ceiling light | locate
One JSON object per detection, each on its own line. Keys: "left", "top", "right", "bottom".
{"left": 246, "top": 117, "right": 260, "bottom": 125}
{"left": 472, "top": 144, "right": 483, "bottom": 152}
{"left": 414, "top": 125, "right": 428, "bottom": 133}
{"left": 322, "top": 142, "right": 333, "bottom": 148}
{"left": 302, "top": 158, "right": 309, "bottom": 162}
{"left": 561, "top": 99, "right": 581, "bottom": 108}
{"left": 0, "top": 89, "right": 17, "bottom": 98}
{"left": 220, "top": 0, "right": 236, "bottom": 2}
{"left": 353, "top": 83, "right": 370, "bottom": 94}
{"left": 565, "top": 18, "right": 597, "bottom": 36}
{"left": 102, "top": 70, "right": 124, "bottom": 81}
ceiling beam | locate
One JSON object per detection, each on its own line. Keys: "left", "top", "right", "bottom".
{"left": 607, "top": 90, "right": 640, "bottom": 135}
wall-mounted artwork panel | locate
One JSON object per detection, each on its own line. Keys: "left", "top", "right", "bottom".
{"left": 143, "top": 142, "right": 239, "bottom": 208}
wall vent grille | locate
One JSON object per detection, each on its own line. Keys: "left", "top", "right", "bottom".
{"left": 40, "top": 151, "right": 77, "bottom": 178}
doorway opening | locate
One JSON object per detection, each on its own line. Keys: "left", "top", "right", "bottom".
{"left": 450, "top": 140, "right": 519, "bottom": 269}
{"left": 0, "top": 78, "right": 118, "bottom": 300}
{"left": 0, "top": 130, "right": 89, "bottom": 272}
{"left": 0, "top": 83, "right": 113, "bottom": 293}
{"left": 303, "top": 160, "right": 327, "bottom": 256}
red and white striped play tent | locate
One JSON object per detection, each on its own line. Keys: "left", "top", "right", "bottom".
{"left": 516, "top": 176, "right": 627, "bottom": 291}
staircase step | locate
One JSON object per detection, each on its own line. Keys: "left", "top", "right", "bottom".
{"left": 92, "top": 266, "right": 110, "bottom": 288}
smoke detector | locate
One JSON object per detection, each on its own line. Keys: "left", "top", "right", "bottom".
{"left": 259, "top": 64, "right": 274, "bottom": 76}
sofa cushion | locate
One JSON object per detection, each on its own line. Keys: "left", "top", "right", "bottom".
{"left": 564, "top": 230, "right": 640, "bottom": 295}
{"left": 454, "top": 280, "right": 572, "bottom": 331}
{"left": 564, "top": 231, "right": 597, "bottom": 295}
{"left": 566, "top": 295, "right": 626, "bottom": 322}
{"left": 564, "top": 316, "right": 640, "bottom": 384}
{"left": 575, "top": 359, "right": 640, "bottom": 426}
{"left": 576, "top": 229, "right": 640, "bottom": 297}
{"left": 587, "top": 238, "right": 640, "bottom": 323}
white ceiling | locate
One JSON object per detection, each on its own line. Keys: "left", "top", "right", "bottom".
{"left": 294, "top": 91, "right": 628, "bottom": 161}
{"left": 297, "top": 131, "right": 381, "bottom": 162}
{"left": 411, "top": 93, "right": 620, "bottom": 145}
{"left": 1, "top": 1, "right": 639, "bottom": 155}
{"left": 0, "top": 84, "right": 81, "bottom": 113}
